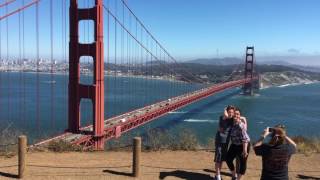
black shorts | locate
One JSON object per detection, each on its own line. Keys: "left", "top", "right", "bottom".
{"left": 214, "top": 143, "right": 228, "bottom": 163}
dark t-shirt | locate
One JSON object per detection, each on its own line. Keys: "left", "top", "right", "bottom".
{"left": 215, "top": 115, "right": 234, "bottom": 144}
{"left": 254, "top": 143, "right": 296, "bottom": 180}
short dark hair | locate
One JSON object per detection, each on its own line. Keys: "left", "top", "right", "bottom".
{"left": 226, "top": 105, "right": 235, "bottom": 111}
{"left": 234, "top": 107, "right": 241, "bottom": 114}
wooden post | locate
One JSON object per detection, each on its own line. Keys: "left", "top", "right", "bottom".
{"left": 18, "top": 135, "right": 27, "bottom": 179}
{"left": 132, "top": 137, "right": 141, "bottom": 177}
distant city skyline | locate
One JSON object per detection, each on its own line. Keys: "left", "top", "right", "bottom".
{"left": 0, "top": 0, "right": 319, "bottom": 65}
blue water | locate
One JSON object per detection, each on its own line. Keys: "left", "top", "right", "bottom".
{"left": 156, "top": 83, "right": 320, "bottom": 144}
{"left": 0, "top": 72, "right": 319, "bottom": 144}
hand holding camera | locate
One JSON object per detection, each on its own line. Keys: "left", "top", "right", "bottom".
{"left": 261, "top": 127, "right": 272, "bottom": 138}
{"left": 268, "top": 127, "right": 275, "bottom": 133}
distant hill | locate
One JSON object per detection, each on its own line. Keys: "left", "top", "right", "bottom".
{"left": 258, "top": 60, "right": 320, "bottom": 73}
{"left": 146, "top": 60, "right": 168, "bottom": 66}
{"left": 289, "top": 64, "right": 320, "bottom": 73}
{"left": 185, "top": 57, "right": 242, "bottom": 65}
{"left": 258, "top": 60, "right": 291, "bottom": 66}
{"left": 186, "top": 58, "right": 320, "bottom": 73}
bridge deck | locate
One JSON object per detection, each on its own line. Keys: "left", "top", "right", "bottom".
{"left": 33, "top": 78, "right": 256, "bottom": 148}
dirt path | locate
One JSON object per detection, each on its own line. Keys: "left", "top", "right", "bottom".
{"left": 0, "top": 151, "right": 319, "bottom": 180}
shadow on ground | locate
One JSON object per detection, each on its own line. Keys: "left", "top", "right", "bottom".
{"left": 28, "top": 164, "right": 130, "bottom": 169}
{"left": 159, "top": 170, "right": 213, "bottom": 180}
{"left": 103, "top": 169, "right": 132, "bottom": 177}
{"left": 203, "top": 168, "right": 232, "bottom": 177}
{"left": 297, "top": 174, "right": 320, "bottom": 180}
{"left": 0, "top": 171, "right": 18, "bottom": 179}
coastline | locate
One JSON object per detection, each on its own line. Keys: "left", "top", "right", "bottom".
{"left": 0, "top": 70, "right": 186, "bottom": 83}
{"left": 260, "top": 80, "right": 320, "bottom": 90}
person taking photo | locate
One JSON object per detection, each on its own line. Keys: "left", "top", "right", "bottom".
{"left": 253, "top": 125, "right": 297, "bottom": 180}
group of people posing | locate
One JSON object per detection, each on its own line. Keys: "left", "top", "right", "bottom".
{"left": 214, "top": 105, "right": 297, "bottom": 180}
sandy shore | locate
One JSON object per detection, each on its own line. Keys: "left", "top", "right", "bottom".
{"left": 0, "top": 151, "right": 319, "bottom": 180}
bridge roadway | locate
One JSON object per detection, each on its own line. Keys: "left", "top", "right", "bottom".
{"left": 33, "top": 78, "right": 256, "bottom": 148}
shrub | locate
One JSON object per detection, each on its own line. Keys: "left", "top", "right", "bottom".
{"left": 292, "top": 136, "right": 320, "bottom": 155}
{"left": 145, "top": 128, "right": 175, "bottom": 151}
{"left": 172, "top": 129, "right": 199, "bottom": 151}
{"left": 47, "top": 140, "right": 82, "bottom": 152}
{"left": 0, "top": 123, "right": 21, "bottom": 157}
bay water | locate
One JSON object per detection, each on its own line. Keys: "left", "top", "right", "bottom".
{"left": 0, "top": 72, "right": 319, "bottom": 144}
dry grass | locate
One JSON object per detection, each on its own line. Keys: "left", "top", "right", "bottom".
{"left": 0, "top": 123, "right": 21, "bottom": 157}
{"left": 47, "top": 140, "right": 83, "bottom": 153}
{"left": 2, "top": 125, "right": 320, "bottom": 156}
{"left": 107, "top": 128, "right": 201, "bottom": 152}
{"left": 292, "top": 136, "right": 320, "bottom": 155}
{"left": 46, "top": 132, "right": 320, "bottom": 153}
{"left": 1, "top": 151, "right": 319, "bottom": 180}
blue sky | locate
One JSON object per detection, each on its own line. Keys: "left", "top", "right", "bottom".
{"left": 127, "top": 0, "right": 320, "bottom": 63}
{"left": 0, "top": 0, "right": 319, "bottom": 65}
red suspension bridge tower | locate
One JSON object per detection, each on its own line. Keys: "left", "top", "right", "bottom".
{"left": 68, "top": 0, "right": 105, "bottom": 149}
{"left": 243, "top": 46, "right": 255, "bottom": 95}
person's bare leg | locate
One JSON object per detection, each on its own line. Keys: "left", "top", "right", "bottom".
{"left": 215, "top": 162, "right": 222, "bottom": 180}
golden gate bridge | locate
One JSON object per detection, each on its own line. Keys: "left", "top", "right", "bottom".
{"left": 0, "top": 0, "right": 258, "bottom": 150}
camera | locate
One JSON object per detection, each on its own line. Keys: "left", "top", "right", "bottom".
{"left": 268, "top": 127, "right": 275, "bottom": 133}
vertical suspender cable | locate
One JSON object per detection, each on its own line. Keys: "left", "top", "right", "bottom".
{"left": 50, "top": 0, "right": 54, "bottom": 129}
{"left": 140, "top": 25, "right": 145, "bottom": 106}
{"left": 87, "top": 0, "right": 90, "bottom": 125}
{"left": 62, "top": 0, "right": 67, "bottom": 131}
{"left": 146, "top": 31, "right": 149, "bottom": 104}
{"left": 131, "top": 14, "right": 134, "bottom": 110}
{"left": 61, "top": 0, "right": 65, "bottom": 129}
{"left": 6, "top": 1, "right": 10, "bottom": 123}
{"left": 140, "top": 25, "right": 144, "bottom": 106}
{"left": 156, "top": 44, "right": 158, "bottom": 98}
{"left": 126, "top": 11, "right": 130, "bottom": 109}
{"left": 128, "top": 11, "right": 131, "bottom": 110}
{"left": 150, "top": 39, "right": 153, "bottom": 102}
{"left": 61, "top": 0, "right": 64, "bottom": 127}
{"left": 168, "top": 54, "right": 173, "bottom": 98}
{"left": 84, "top": 0, "right": 88, "bottom": 125}
{"left": 22, "top": 0, "right": 26, "bottom": 128}
{"left": 0, "top": 6, "right": 2, "bottom": 121}
{"left": 134, "top": 16, "right": 138, "bottom": 110}
{"left": 36, "top": 1, "right": 40, "bottom": 133}
{"left": 107, "top": 1, "right": 110, "bottom": 117}
{"left": 114, "top": 1, "right": 118, "bottom": 115}
{"left": 18, "top": 1, "right": 22, "bottom": 127}
{"left": 154, "top": 43, "right": 157, "bottom": 99}
{"left": 121, "top": 1, "right": 124, "bottom": 113}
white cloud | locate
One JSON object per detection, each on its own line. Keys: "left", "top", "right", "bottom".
{"left": 287, "top": 48, "right": 300, "bottom": 54}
